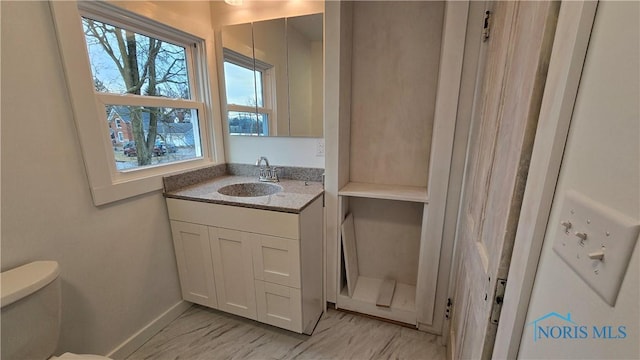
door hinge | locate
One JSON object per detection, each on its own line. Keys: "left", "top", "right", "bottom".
{"left": 445, "top": 297, "right": 453, "bottom": 320}
{"left": 489, "top": 278, "right": 506, "bottom": 324}
{"left": 482, "top": 10, "right": 491, "bottom": 42}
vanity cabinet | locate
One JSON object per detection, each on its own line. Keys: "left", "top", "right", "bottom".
{"left": 166, "top": 196, "right": 323, "bottom": 334}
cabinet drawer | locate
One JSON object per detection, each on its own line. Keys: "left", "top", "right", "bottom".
{"left": 255, "top": 281, "right": 302, "bottom": 333}
{"left": 250, "top": 234, "right": 301, "bottom": 288}
{"left": 166, "top": 198, "right": 299, "bottom": 239}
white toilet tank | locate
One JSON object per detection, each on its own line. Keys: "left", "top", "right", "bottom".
{"left": 1, "top": 261, "right": 62, "bottom": 360}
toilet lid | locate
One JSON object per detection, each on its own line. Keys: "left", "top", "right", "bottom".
{"left": 51, "top": 353, "right": 113, "bottom": 360}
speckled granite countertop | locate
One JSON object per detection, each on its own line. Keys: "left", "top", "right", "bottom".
{"left": 164, "top": 175, "right": 324, "bottom": 214}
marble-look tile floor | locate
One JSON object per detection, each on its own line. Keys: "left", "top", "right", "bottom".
{"left": 127, "top": 305, "right": 446, "bottom": 360}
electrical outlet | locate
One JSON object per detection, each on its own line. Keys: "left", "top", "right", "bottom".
{"left": 316, "top": 139, "right": 325, "bottom": 157}
{"left": 553, "top": 190, "right": 640, "bottom": 306}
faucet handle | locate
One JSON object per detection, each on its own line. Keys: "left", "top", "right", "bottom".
{"left": 270, "top": 167, "right": 279, "bottom": 182}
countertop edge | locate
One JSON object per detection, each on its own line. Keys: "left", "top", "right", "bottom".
{"left": 164, "top": 191, "right": 324, "bottom": 214}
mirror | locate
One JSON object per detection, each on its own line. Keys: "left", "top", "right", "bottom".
{"left": 253, "top": 18, "right": 288, "bottom": 136}
{"left": 220, "top": 13, "right": 323, "bottom": 137}
{"left": 221, "top": 23, "right": 266, "bottom": 135}
{"left": 287, "top": 14, "right": 324, "bottom": 137}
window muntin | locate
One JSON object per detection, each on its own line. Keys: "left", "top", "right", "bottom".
{"left": 81, "top": 16, "right": 203, "bottom": 172}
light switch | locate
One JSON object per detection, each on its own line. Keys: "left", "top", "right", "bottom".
{"left": 316, "top": 139, "right": 325, "bottom": 157}
{"left": 553, "top": 190, "right": 640, "bottom": 306}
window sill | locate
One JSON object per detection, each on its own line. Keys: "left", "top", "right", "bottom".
{"left": 91, "top": 158, "right": 218, "bottom": 206}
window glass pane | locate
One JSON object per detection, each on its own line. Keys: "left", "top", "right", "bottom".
{"left": 228, "top": 111, "right": 268, "bottom": 136}
{"left": 108, "top": 106, "right": 202, "bottom": 171}
{"left": 82, "top": 17, "right": 191, "bottom": 99}
{"left": 224, "top": 61, "right": 263, "bottom": 107}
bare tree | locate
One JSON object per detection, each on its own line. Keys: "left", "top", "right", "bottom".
{"left": 83, "top": 18, "right": 188, "bottom": 165}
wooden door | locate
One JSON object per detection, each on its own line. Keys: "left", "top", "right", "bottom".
{"left": 170, "top": 221, "right": 218, "bottom": 308}
{"left": 450, "top": 2, "right": 558, "bottom": 359}
{"left": 210, "top": 227, "right": 257, "bottom": 320}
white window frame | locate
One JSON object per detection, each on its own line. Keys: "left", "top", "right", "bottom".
{"left": 49, "top": 1, "right": 224, "bottom": 205}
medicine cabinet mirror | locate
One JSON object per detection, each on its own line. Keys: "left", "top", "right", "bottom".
{"left": 221, "top": 13, "right": 323, "bottom": 137}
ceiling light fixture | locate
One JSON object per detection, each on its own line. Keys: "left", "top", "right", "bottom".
{"left": 224, "top": 0, "right": 243, "bottom": 6}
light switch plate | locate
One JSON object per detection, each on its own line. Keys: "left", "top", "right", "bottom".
{"left": 316, "top": 139, "right": 325, "bottom": 157}
{"left": 553, "top": 190, "right": 640, "bottom": 306}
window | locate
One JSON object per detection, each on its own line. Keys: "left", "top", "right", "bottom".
{"left": 50, "top": 1, "right": 221, "bottom": 205}
{"left": 82, "top": 16, "right": 203, "bottom": 171}
{"left": 223, "top": 48, "right": 271, "bottom": 136}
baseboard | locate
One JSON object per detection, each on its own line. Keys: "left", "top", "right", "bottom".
{"left": 107, "top": 300, "right": 192, "bottom": 359}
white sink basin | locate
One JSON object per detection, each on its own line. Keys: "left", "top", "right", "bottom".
{"left": 217, "top": 182, "right": 282, "bottom": 197}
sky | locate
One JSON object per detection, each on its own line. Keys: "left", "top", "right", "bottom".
{"left": 224, "top": 61, "right": 263, "bottom": 107}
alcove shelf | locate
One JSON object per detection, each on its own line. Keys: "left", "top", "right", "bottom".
{"left": 338, "top": 182, "right": 429, "bottom": 203}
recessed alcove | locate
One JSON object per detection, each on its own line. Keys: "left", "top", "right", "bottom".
{"left": 326, "top": 0, "right": 469, "bottom": 332}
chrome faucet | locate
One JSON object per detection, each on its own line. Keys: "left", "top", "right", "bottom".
{"left": 255, "top": 156, "right": 278, "bottom": 182}
{"left": 255, "top": 156, "right": 270, "bottom": 167}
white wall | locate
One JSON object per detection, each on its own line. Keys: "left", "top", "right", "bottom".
{"left": 0, "top": 1, "right": 213, "bottom": 355}
{"left": 519, "top": 2, "right": 639, "bottom": 358}
{"left": 226, "top": 137, "right": 324, "bottom": 168}
{"left": 212, "top": 0, "right": 325, "bottom": 168}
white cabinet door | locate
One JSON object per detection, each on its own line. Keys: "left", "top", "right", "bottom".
{"left": 255, "top": 280, "right": 302, "bottom": 333}
{"left": 210, "top": 227, "right": 257, "bottom": 320}
{"left": 170, "top": 221, "right": 217, "bottom": 308}
{"left": 250, "top": 233, "right": 301, "bottom": 288}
